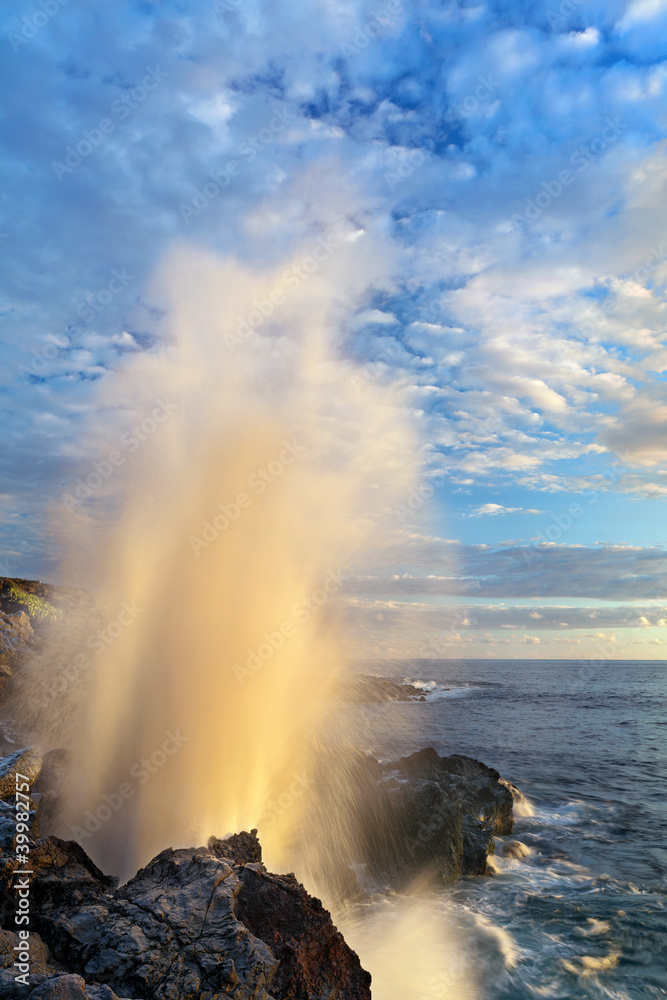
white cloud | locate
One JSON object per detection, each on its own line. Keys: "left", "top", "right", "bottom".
{"left": 467, "top": 503, "right": 543, "bottom": 517}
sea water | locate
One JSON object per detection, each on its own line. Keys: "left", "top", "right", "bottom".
{"left": 344, "top": 658, "right": 667, "bottom": 1000}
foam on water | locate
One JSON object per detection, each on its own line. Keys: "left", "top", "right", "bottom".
{"left": 405, "top": 677, "right": 479, "bottom": 701}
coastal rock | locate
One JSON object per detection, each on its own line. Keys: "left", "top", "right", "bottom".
{"left": 28, "top": 974, "right": 88, "bottom": 999}
{"left": 335, "top": 675, "right": 425, "bottom": 703}
{"left": 0, "top": 608, "right": 41, "bottom": 707}
{"left": 375, "top": 748, "right": 513, "bottom": 882}
{"left": 323, "top": 747, "right": 514, "bottom": 887}
{"left": 0, "top": 928, "right": 56, "bottom": 998}
{"left": 225, "top": 832, "right": 371, "bottom": 1000}
{"left": 0, "top": 746, "right": 43, "bottom": 801}
{"left": 0, "top": 611, "right": 37, "bottom": 654}
{"left": 0, "top": 832, "right": 371, "bottom": 1000}
{"left": 27, "top": 974, "right": 132, "bottom": 999}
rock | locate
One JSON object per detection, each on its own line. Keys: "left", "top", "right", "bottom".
{"left": 0, "top": 746, "right": 43, "bottom": 801}
{"left": 499, "top": 839, "right": 532, "bottom": 859}
{"left": 28, "top": 974, "right": 88, "bottom": 999}
{"left": 367, "top": 748, "right": 514, "bottom": 882}
{"left": 33, "top": 749, "right": 69, "bottom": 835}
{"left": 27, "top": 974, "right": 134, "bottom": 999}
{"left": 234, "top": 864, "right": 372, "bottom": 1000}
{"left": 335, "top": 675, "right": 424, "bottom": 703}
{"left": 211, "top": 830, "right": 370, "bottom": 999}
{"left": 0, "top": 928, "right": 56, "bottom": 996}
{"left": 83, "top": 987, "right": 129, "bottom": 1000}
{"left": 305, "top": 746, "right": 514, "bottom": 889}
{"left": 209, "top": 828, "right": 262, "bottom": 866}
{"left": 33, "top": 750, "right": 69, "bottom": 798}
{"left": 0, "top": 835, "right": 118, "bottom": 933}
{"left": 0, "top": 610, "right": 37, "bottom": 653}
{"left": 0, "top": 833, "right": 371, "bottom": 1000}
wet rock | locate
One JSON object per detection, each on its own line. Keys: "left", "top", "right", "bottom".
{"left": 499, "top": 839, "right": 532, "bottom": 859}
{"left": 335, "top": 675, "right": 423, "bottom": 703}
{"left": 309, "top": 746, "right": 515, "bottom": 888}
{"left": 0, "top": 746, "right": 43, "bottom": 801}
{"left": 369, "top": 748, "right": 514, "bottom": 882}
{"left": 212, "top": 830, "right": 371, "bottom": 999}
{"left": 234, "top": 864, "right": 371, "bottom": 1000}
{"left": 0, "top": 832, "right": 371, "bottom": 1000}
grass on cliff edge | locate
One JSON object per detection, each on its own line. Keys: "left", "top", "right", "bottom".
{"left": 1, "top": 583, "right": 63, "bottom": 623}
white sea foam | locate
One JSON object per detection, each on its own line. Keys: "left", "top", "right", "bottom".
{"left": 500, "top": 779, "right": 536, "bottom": 818}
{"left": 404, "top": 678, "right": 478, "bottom": 702}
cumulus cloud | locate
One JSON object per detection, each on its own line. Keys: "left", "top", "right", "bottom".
{"left": 1, "top": 0, "right": 666, "bottom": 643}
{"left": 467, "top": 503, "right": 543, "bottom": 517}
{"left": 345, "top": 538, "right": 667, "bottom": 600}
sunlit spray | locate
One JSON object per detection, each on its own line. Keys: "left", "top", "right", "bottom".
{"left": 36, "top": 233, "right": 413, "bottom": 872}
{"left": 16, "top": 224, "right": 474, "bottom": 997}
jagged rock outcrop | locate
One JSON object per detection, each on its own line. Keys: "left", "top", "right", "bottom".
{"left": 0, "top": 825, "right": 371, "bottom": 1000}
{"left": 363, "top": 748, "right": 514, "bottom": 882}
{"left": 0, "top": 611, "right": 38, "bottom": 657}
{"left": 307, "top": 746, "right": 515, "bottom": 889}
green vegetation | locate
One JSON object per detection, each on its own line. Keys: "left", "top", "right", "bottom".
{"left": 3, "top": 584, "right": 63, "bottom": 623}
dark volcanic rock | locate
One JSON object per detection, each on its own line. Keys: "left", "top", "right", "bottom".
{"left": 210, "top": 829, "right": 263, "bottom": 866}
{"left": 362, "top": 747, "right": 514, "bottom": 883}
{"left": 0, "top": 830, "right": 371, "bottom": 1000}
{"left": 310, "top": 746, "right": 515, "bottom": 889}
{"left": 335, "top": 674, "right": 425, "bottom": 703}
{"left": 227, "top": 833, "right": 371, "bottom": 1000}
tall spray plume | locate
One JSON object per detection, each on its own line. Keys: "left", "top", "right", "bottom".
{"left": 27, "top": 235, "right": 417, "bottom": 887}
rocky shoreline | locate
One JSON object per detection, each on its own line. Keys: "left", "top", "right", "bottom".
{"left": 0, "top": 578, "right": 518, "bottom": 999}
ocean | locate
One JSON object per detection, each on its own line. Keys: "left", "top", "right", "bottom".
{"left": 342, "top": 658, "right": 667, "bottom": 1000}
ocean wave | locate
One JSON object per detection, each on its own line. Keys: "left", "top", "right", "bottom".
{"left": 522, "top": 800, "right": 596, "bottom": 827}
{"left": 404, "top": 678, "right": 480, "bottom": 701}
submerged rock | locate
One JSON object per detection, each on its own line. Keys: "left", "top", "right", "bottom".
{"left": 334, "top": 674, "right": 424, "bottom": 703}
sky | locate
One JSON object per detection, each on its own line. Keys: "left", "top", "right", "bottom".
{"left": 2, "top": 0, "right": 667, "bottom": 659}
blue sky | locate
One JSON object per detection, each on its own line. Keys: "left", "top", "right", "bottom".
{"left": 2, "top": 0, "right": 667, "bottom": 657}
